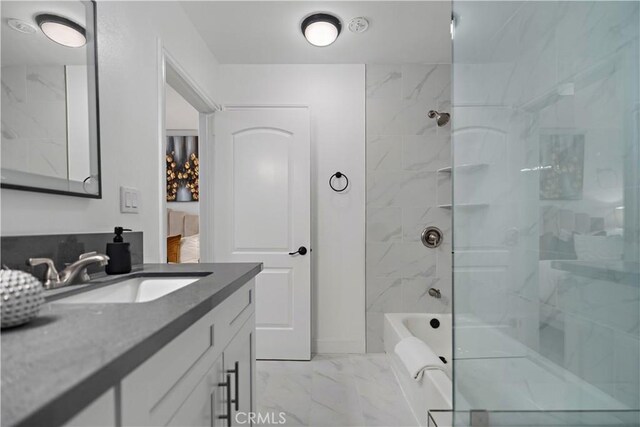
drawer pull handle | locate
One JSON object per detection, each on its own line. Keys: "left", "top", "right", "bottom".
{"left": 217, "top": 374, "right": 232, "bottom": 427}
{"left": 226, "top": 361, "right": 240, "bottom": 411}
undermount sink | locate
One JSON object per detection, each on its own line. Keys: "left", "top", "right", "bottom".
{"left": 55, "top": 276, "right": 202, "bottom": 304}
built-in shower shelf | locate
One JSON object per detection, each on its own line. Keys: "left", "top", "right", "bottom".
{"left": 437, "top": 163, "right": 489, "bottom": 173}
{"left": 438, "top": 203, "right": 489, "bottom": 209}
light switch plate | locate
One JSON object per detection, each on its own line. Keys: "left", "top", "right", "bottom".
{"left": 120, "top": 187, "right": 140, "bottom": 214}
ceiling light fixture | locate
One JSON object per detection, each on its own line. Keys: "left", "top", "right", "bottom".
{"left": 301, "top": 13, "right": 341, "bottom": 47}
{"left": 35, "top": 13, "right": 86, "bottom": 48}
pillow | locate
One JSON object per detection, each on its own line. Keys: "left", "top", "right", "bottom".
{"left": 573, "top": 234, "right": 623, "bottom": 261}
{"left": 167, "top": 234, "right": 182, "bottom": 263}
{"left": 180, "top": 234, "right": 200, "bottom": 263}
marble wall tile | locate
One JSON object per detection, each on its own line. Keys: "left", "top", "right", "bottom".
{"left": 453, "top": 63, "right": 515, "bottom": 106}
{"left": 402, "top": 64, "right": 451, "bottom": 104}
{"left": 26, "top": 66, "right": 66, "bottom": 102}
{"left": 367, "top": 171, "right": 436, "bottom": 210}
{"left": 556, "top": 2, "right": 639, "bottom": 82}
{"left": 366, "top": 135, "right": 402, "bottom": 171}
{"left": 1, "top": 66, "right": 27, "bottom": 103}
{"left": 366, "top": 277, "right": 402, "bottom": 313}
{"left": 366, "top": 65, "right": 402, "bottom": 100}
{"left": 1, "top": 101, "right": 67, "bottom": 140}
{"left": 366, "top": 98, "right": 408, "bottom": 136}
{"left": 365, "top": 63, "right": 452, "bottom": 352}
{"left": 1, "top": 65, "right": 69, "bottom": 179}
{"left": 366, "top": 207, "right": 402, "bottom": 243}
{"left": 366, "top": 313, "right": 384, "bottom": 352}
{"left": 1, "top": 138, "right": 28, "bottom": 169}
{"left": 402, "top": 133, "right": 450, "bottom": 172}
{"left": 436, "top": 172, "right": 452, "bottom": 206}
{"left": 366, "top": 242, "right": 436, "bottom": 280}
{"left": 28, "top": 139, "right": 68, "bottom": 178}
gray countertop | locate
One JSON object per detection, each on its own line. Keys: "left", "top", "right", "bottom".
{"left": 1, "top": 262, "right": 262, "bottom": 427}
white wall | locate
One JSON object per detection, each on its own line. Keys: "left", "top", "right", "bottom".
{"left": 165, "top": 84, "right": 199, "bottom": 130}
{"left": 217, "top": 65, "right": 366, "bottom": 353}
{"left": 165, "top": 84, "right": 200, "bottom": 224}
{"left": 1, "top": 2, "right": 219, "bottom": 263}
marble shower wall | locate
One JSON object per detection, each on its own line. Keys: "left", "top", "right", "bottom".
{"left": 365, "top": 64, "right": 452, "bottom": 352}
{"left": 1, "top": 65, "right": 69, "bottom": 179}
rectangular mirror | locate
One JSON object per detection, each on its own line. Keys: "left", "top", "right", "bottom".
{"left": 1, "top": 0, "right": 101, "bottom": 198}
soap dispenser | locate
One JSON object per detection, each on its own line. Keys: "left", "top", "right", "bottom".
{"left": 105, "top": 227, "right": 132, "bottom": 274}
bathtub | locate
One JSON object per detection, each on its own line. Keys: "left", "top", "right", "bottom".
{"left": 384, "top": 313, "right": 452, "bottom": 426}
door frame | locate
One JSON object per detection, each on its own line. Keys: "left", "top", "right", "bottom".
{"left": 157, "top": 39, "right": 221, "bottom": 262}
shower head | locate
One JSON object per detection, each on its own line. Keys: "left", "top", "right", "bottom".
{"left": 427, "top": 110, "right": 450, "bottom": 127}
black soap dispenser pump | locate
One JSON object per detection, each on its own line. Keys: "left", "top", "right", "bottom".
{"left": 106, "top": 227, "right": 132, "bottom": 274}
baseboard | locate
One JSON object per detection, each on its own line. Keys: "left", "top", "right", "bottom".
{"left": 313, "top": 339, "right": 365, "bottom": 354}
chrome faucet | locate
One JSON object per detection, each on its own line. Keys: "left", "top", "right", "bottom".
{"left": 28, "top": 252, "right": 109, "bottom": 289}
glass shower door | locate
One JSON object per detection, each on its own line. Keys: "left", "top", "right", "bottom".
{"left": 451, "top": 1, "right": 640, "bottom": 425}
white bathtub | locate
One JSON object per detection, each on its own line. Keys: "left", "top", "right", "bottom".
{"left": 384, "top": 313, "right": 452, "bottom": 426}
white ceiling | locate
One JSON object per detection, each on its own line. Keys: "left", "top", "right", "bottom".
{"left": 181, "top": 1, "right": 452, "bottom": 65}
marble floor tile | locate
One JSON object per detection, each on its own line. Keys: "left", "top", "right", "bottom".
{"left": 257, "top": 354, "right": 417, "bottom": 427}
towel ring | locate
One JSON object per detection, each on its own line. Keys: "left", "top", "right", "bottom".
{"left": 329, "top": 172, "right": 349, "bottom": 193}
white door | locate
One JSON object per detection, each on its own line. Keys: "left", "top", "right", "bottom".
{"left": 214, "top": 107, "right": 311, "bottom": 360}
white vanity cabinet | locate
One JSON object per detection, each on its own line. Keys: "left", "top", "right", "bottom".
{"left": 120, "top": 279, "right": 255, "bottom": 427}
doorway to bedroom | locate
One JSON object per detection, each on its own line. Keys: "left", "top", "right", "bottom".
{"left": 159, "top": 49, "right": 219, "bottom": 265}
{"left": 165, "top": 83, "right": 201, "bottom": 264}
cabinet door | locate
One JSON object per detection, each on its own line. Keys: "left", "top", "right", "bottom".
{"left": 223, "top": 315, "right": 255, "bottom": 426}
{"left": 167, "top": 354, "right": 228, "bottom": 427}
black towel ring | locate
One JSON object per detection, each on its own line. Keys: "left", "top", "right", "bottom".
{"left": 329, "top": 172, "right": 349, "bottom": 192}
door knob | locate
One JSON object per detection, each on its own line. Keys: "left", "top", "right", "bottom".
{"left": 288, "top": 246, "right": 308, "bottom": 256}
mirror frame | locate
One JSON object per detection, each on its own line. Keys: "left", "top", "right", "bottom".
{"left": 1, "top": 0, "right": 102, "bottom": 199}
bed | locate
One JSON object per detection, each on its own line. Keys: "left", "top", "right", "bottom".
{"left": 167, "top": 208, "right": 200, "bottom": 263}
